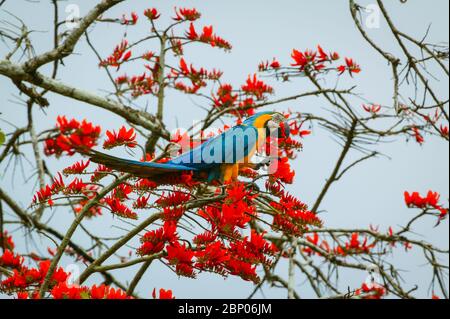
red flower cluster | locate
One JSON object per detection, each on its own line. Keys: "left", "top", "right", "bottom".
{"left": 171, "top": 58, "right": 222, "bottom": 94}
{"left": 241, "top": 74, "right": 274, "bottom": 100}
{"left": 213, "top": 84, "right": 238, "bottom": 108}
{"left": 412, "top": 126, "right": 425, "bottom": 145}
{"left": 90, "top": 164, "right": 113, "bottom": 183}
{"left": 405, "top": 191, "right": 448, "bottom": 219}
{"left": 44, "top": 116, "right": 101, "bottom": 157}
{"left": 32, "top": 173, "right": 103, "bottom": 217}
{"left": 103, "top": 126, "right": 137, "bottom": 150}
{"left": 153, "top": 288, "right": 175, "bottom": 299}
{"left": 335, "top": 233, "right": 375, "bottom": 256}
{"left": 440, "top": 125, "right": 449, "bottom": 137}
{"left": 363, "top": 104, "right": 382, "bottom": 115}
{"left": 200, "top": 183, "right": 257, "bottom": 237}
{"left": 173, "top": 7, "right": 201, "bottom": 21}
{"left": 268, "top": 157, "right": 295, "bottom": 184}
{"left": 63, "top": 160, "right": 90, "bottom": 175}
{"left": 1, "top": 255, "right": 68, "bottom": 294}
{"left": 259, "top": 59, "right": 281, "bottom": 71}
{"left": 105, "top": 196, "right": 138, "bottom": 220}
{"left": 0, "top": 231, "right": 15, "bottom": 251}
{"left": 99, "top": 40, "right": 132, "bottom": 69}
{"left": 270, "top": 189, "right": 322, "bottom": 236}
{"left": 138, "top": 222, "right": 178, "bottom": 256}
{"left": 166, "top": 242, "right": 196, "bottom": 277}
{"left": 1, "top": 236, "right": 134, "bottom": 300}
{"left": 186, "top": 23, "right": 232, "bottom": 50}
{"left": 337, "top": 58, "right": 361, "bottom": 76}
{"left": 144, "top": 8, "right": 160, "bottom": 20}
{"left": 356, "top": 283, "right": 386, "bottom": 300}
{"left": 32, "top": 173, "right": 65, "bottom": 206}
{"left": 303, "top": 233, "right": 331, "bottom": 256}
{"left": 291, "top": 46, "right": 340, "bottom": 72}
{"left": 121, "top": 12, "right": 138, "bottom": 25}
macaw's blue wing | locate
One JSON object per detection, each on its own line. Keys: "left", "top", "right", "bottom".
{"left": 85, "top": 125, "right": 259, "bottom": 183}
{"left": 87, "top": 149, "right": 198, "bottom": 178}
{"left": 170, "top": 125, "right": 259, "bottom": 168}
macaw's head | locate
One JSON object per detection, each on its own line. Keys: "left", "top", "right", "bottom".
{"left": 244, "top": 112, "right": 291, "bottom": 138}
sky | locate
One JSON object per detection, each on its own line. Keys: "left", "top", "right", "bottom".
{"left": 0, "top": 0, "right": 449, "bottom": 299}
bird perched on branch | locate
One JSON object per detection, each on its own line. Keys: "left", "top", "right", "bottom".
{"left": 83, "top": 112, "right": 290, "bottom": 183}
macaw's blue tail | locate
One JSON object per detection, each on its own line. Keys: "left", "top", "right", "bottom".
{"left": 86, "top": 149, "right": 198, "bottom": 179}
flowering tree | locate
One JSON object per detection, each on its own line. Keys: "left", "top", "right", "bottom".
{"left": 0, "top": 1, "right": 448, "bottom": 300}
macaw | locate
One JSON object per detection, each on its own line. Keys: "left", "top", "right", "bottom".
{"left": 85, "top": 112, "right": 290, "bottom": 184}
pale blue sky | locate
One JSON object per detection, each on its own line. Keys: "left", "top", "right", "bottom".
{"left": 0, "top": 0, "right": 448, "bottom": 299}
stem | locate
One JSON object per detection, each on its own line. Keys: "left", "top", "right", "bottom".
{"left": 79, "top": 212, "right": 162, "bottom": 284}
{"left": 146, "top": 35, "right": 167, "bottom": 153}
{"left": 288, "top": 238, "right": 298, "bottom": 299}
{"left": 38, "top": 174, "right": 130, "bottom": 298}
{"left": 312, "top": 120, "right": 357, "bottom": 213}
{"left": 127, "top": 260, "right": 153, "bottom": 296}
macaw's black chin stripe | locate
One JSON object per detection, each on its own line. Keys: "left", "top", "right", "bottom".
{"left": 265, "top": 121, "right": 291, "bottom": 139}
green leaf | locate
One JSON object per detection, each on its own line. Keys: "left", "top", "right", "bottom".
{"left": 0, "top": 129, "right": 5, "bottom": 146}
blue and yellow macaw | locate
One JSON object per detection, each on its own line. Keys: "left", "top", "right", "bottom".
{"left": 86, "top": 112, "right": 290, "bottom": 183}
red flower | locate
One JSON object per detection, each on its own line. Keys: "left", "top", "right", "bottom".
{"left": 99, "top": 40, "right": 132, "bottom": 69}
{"left": 336, "top": 233, "right": 375, "bottom": 256}
{"left": 90, "top": 284, "right": 107, "bottom": 299}
{"left": 412, "top": 126, "right": 424, "bottom": 145}
{"left": 317, "top": 45, "right": 328, "bottom": 62}
{"left": 153, "top": 288, "right": 175, "bottom": 299}
{"left": 122, "top": 12, "right": 138, "bottom": 25}
{"left": 173, "top": 7, "right": 201, "bottom": 21}
{"left": 362, "top": 104, "right": 382, "bottom": 115}
{"left": 16, "top": 292, "right": 29, "bottom": 299}
{"left": 359, "top": 283, "right": 386, "bottom": 299}
{"left": 139, "top": 222, "right": 178, "bottom": 256}
{"left": 0, "top": 250, "right": 23, "bottom": 268}
{"left": 259, "top": 59, "right": 281, "bottom": 71}
{"left": 186, "top": 23, "right": 198, "bottom": 40}
{"left": 63, "top": 160, "right": 90, "bottom": 175}
{"left": 156, "top": 191, "right": 192, "bottom": 208}
{"left": 404, "top": 190, "right": 448, "bottom": 220}
{"left": 166, "top": 243, "right": 196, "bottom": 278}
{"left": 133, "top": 195, "right": 150, "bottom": 209}
{"left": 113, "top": 184, "right": 133, "bottom": 201}
{"left": 196, "top": 241, "right": 230, "bottom": 272}
{"left": 144, "top": 8, "right": 160, "bottom": 20}
{"left": 241, "top": 74, "right": 273, "bottom": 100}
{"left": 44, "top": 116, "right": 101, "bottom": 157}
{"left": 213, "top": 84, "right": 238, "bottom": 109}
{"left": 193, "top": 231, "right": 218, "bottom": 246}
{"left": 135, "top": 178, "right": 158, "bottom": 192}
{"left": 291, "top": 49, "right": 315, "bottom": 70}
{"left": 163, "top": 206, "right": 186, "bottom": 222}
{"left": 186, "top": 24, "right": 232, "bottom": 50}
{"left": 105, "top": 197, "right": 138, "bottom": 220}
{"left": 330, "top": 52, "right": 340, "bottom": 60}
{"left": 32, "top": 185, "right": 54, "bottom": 206}
{"left": 103, "top": 126, "right": 137, "bottom": 149}
{"left": 338, "top": 58, "right": 361, "bottom": 76}
{"left": 269, "top": 157, "right": 295, "bottom": 184}
{"left": 0, "top": 231, "right": 15, "bottom": 251}
{"left": 270, "top": 59, "right": 281, "bottom": 69}
{"left": 91, "top": 165, "right": 113, "bottom": 183}
{"left": 51, "top": 282, "right": 84, "bottom": 300}
{"left": 225, "top": 259, "right": 259, "bottom": 284}
{"left": 440, "top": 125, "right": 449, "bottom": 137}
